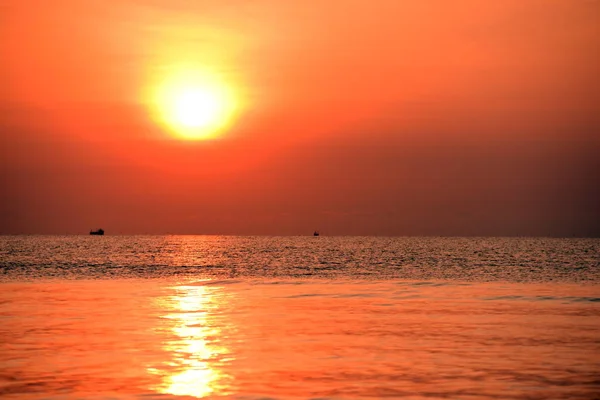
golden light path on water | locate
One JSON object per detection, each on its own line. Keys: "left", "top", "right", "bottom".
{"left": 149, "top": 284, "right": 233, "bottom": 397}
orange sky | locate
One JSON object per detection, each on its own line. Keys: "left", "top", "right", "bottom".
{"left": 1, "top": 0, "right": 599, "bottom": 235}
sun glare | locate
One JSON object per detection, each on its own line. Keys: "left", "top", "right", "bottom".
{"left": 150, "top": 69, "right": 238, "bottom": 140}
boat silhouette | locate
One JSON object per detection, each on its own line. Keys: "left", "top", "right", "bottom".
{"left": 90, "top": 229, "right": 104, "bottom": 236}
{"left": 313, "top": 230, "right": 320, "bottom": 236}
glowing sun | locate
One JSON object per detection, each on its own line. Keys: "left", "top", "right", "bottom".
{"left": 151, "top": 69, "right": 238, "bottom": 140}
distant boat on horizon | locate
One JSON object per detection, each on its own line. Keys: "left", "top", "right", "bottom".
{"left": 313, "top": 231, "right": 320, "bottom": 236}
{"left": 90, "top": 229, "right": 104, "bottom": 236}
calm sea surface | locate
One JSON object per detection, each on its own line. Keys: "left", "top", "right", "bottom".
{"left": 1, "top": 236, "right": 599, "bottom": 399}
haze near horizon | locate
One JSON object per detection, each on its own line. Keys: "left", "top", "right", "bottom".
{"left": 1, "top": 0, "right": 598, "bottom": 236}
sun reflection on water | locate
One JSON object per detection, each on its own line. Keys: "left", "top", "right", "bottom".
{"left": 150, "top": 284, "right": 232, "bottom": 398}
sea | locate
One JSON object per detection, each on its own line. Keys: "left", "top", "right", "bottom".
{"left": 0, "top": 236, "right": 599, "bottom": 399}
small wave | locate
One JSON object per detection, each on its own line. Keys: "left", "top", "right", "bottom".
{"left": 391, "top": 294, "right": 423, "bottom": 300}
{"left": 483, "top": 295, "right": 600, "bottom": 303}
{"left": 483, "top": 295, "right": 525, "bottom": 301}
{"left": 283, "top": 293, "right": 327, "bottom": 298}
{"left": 253, "top": 280, "right": 308, "bottom": 286}
{"left": 180, "top": 279, "right": 244, "bottom": 286}
{"left": 569, "top": 296, "right": 600, "bottom": 303}
{"left": 333, "top": 293, "right": 375, "bottom": 298}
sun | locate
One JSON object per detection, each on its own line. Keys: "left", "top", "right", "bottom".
{"left": 150, "top": 69, "right": 238, "bottom": 140}
{"left": 172, "top": 88, "right": 221, "bottom": 129}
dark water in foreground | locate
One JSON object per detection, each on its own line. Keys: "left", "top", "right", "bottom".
{"left": 1, "top": 236, "right": 599, "bottom": 399}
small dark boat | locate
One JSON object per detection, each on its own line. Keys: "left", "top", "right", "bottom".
{"left": 313, "top": 231, "right": 319, "bottom": 236}
{"left": 90, "top": 229, "right": 104, "bottom": 236}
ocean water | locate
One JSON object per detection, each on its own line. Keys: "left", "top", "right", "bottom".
{"left": 0, "top": 236, "right": 599, "bottom": 399}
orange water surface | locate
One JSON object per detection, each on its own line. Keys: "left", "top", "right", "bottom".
{"left": 1, "top": 279, "right": 599, "bottom": 399}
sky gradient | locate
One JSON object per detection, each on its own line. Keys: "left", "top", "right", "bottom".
{"left": 1, "top": 0, "right": 599, "bottom": 235}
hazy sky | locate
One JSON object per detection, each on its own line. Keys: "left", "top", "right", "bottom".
{"left": 1, "top": 0, "right": 599, "bottom": 235}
